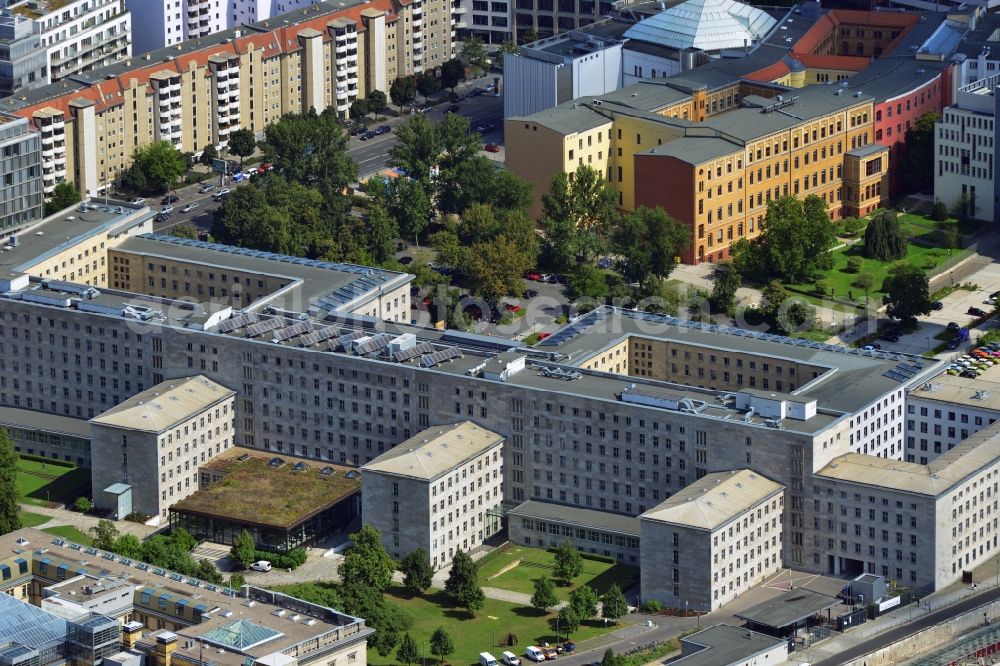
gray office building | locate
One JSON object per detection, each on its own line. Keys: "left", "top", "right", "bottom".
{"left": 0, "top": 113, "right": 42, "bottom": 231}
{"left": 0, "top": 11, "right": 46, "bottom": 98}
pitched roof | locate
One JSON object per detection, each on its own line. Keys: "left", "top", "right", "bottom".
{"left": 640, "top": 470, "right": 783, "bottom": 531}
{"left": 623, "top": 0, "right": 777, "bottom": 52}
{"left": 362, "top": 422, "right": 503, "bottom": 481}
{"left": 89, "top": 375, "right": 234, "bottom": 433}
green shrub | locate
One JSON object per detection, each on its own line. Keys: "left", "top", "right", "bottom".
{"left": 932, "top": 200, "right": 949, "bottom": 222}
{"left": 844, "top": 256, "right": 863, "bottom": 274}
{"left": 253, "top": 548, "right": 308, "bottom": 570}
{"left": 639, "top": 599, "right": 663, "bottom": 614}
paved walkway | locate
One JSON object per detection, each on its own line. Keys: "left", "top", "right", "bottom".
{"left": 21, "top": 503, "right": 158, "bottom": 539}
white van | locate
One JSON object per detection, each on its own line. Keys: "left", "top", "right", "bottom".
{"left": 502, "top": 652, "right": 521, "bottom": 666}
{"left": 479, "top": 653, "right": 498, "bottom": 666}
{"left": 524, "top": 647, "right": 545, "bottom": 662}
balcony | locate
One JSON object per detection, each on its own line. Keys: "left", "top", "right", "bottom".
{"left": 42, "top": 146, "right": 54, "bottom": 159}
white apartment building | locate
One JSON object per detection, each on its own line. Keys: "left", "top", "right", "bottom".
{"left": 906, "top": 373, "right": 1000, "bottom": 464}
{"left": 124, "top": 0, "right": 225, "bottom": 53}
{"left": 935, "top": 72, "right": 999, "bottom": 223}
{"left": 639, "top": 470, "right": 784, "bottom": 612}
{"left": 362, "top": 422, "right": 504, "bottom": 569}
{"left": 89, "top": 375, "right": 236, "bottom": 522}
{"left": 813, "top": 422, "right": 1000, "bottom": 591}
{"left": 5, "top": 0, "right": 131, "bottom": 84}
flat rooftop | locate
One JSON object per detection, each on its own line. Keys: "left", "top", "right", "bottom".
{"left": 674, "top": 624, "right": 786, "bottom": 666}
{"left": 174, "top": 448, "right": 361, "bottom": 529}
{"left": 640, "top": 470, "right": 782, "bottom": 531}
{"left": 363, "top": 422, "right": 504, "bottom": 481}
{"left": 0, "top": 406, "right": 90, "bottom": 438}
{"left": 815, "top": 421, "right": 1000, "bottom": 496}
{"left": 508, "top": 499, "right": 641, "bottom": 536}
{"left": 116, "top": 234, "right": 412, "bottom": 314}
{"left": 734, "top": 588, "right": 840, "bottom": 628}
{"left": 909, "top": 370, "right": 1000, "bottom": 412}
{"left": 0, "top": 528, "right": 370, "bottom": 666}
{"left": 90, "top": 375, "right": 234, "bottom": 433}
{"left": 0, "top": 200, "right": 148, "bottom": 277}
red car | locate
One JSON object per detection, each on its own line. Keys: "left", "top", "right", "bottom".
{"left": 537, "top": 332, "right": 551, "bottom": 340}
{"left": 524, "top": 272, "right": 542, "bottom": 281}
{"left": 504, "top": 303, "right": 521, "bottom": 313}
{"left": 484, "top": 143, "right": 500, "bottom": 153}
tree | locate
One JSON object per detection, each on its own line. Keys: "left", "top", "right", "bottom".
{"left": 74, "top": 496, "right": 92, "bottom": 513}
{"left": 228, "top": 573, "right": 247, "bottom": 589}
{"left": 0, "top": 431, "right": 18, "bottom": 536}
{"left": 112, "top": 533, "right": 143, "bottom": 559}
{"left": 367, "top": 203, "right": 398, "bottom": 263}
{"left": 417, "top": 72, "right": 440, "bottom": 101}
{"left": 90, "top": 520, "right": 120, "bottom": 551}
{"left": 761, "top": 280, "right": 788, "bottom": 319}
{"left": 397, "top": 633, "right": 420, "bottom": 666}
{"left": 558, "top": 605, "right": 581, "bottom": 635}
{"left": 465, "top": 235, "right": 534, "bottom": 304}
{"left": 940, "top": 222, "right": 959, "bottom": 254}
{"left": 461, "top": 36, "right": 489, "bottom": 74}
{"left": 519, "top": 27, "right": 538, "bottom": 44}
{"left": 436, "top": 112, "right": 483, "bottom": 171}
{"left": 441, "top": 58, "right": 466, "bottom": 92}
{"left": 601, "top": 650, "right": 621, "bottom": 666}
{"left": 613, "top": 207, "right": 690, "bottom": 283}
{"left": 390, "top": 76, "right": 417, "bottom": 112}
{"left": 814, "top": 277, "right": 832, "bottom": 297}
{"left": 430, "top": 627, "right": 455, "bottom": 665}
{"left": 569, "top": 584, "right": 598, "bottom": 620}
{"left": 390, "top": 178, "right": 432, "bottom": 242}
{"left": 44, "top": 181, "right": 81, "bottom": 215}
{"left": 497, "top": 40, "right": 520, "bottom": 66}
{"left": 844, "top": 255, "right": 863, "bottom": 274}
{"left": 342, "top": 584, "right": 412, "bottom": 657}
{"left": 900, "top": 112, "right": 939, "bottom": 194}
{"left": 542, "top": 166, "right": 618, "bottom": 260}
{"left": 601, "top": 584, "right": 628, "bottom": 623}
{"left": 439, "top": 156, "right": 532, "bottom": 215}
{"left": 732, "top": 195, "right": 835, "bottom": 283}
{"left": 390, "top": 113, "right": 440, "bottom": 184}
{"left": 883, "top": 263, "right": 931, "bottom": 328}
{"left": 710, "top": 263, "right": 741, "bottom": 315}
{"left": 400, "top": 548, "right": 434, "bottom": 593}
{"left": 444, "top": 549, "right": 485, "bottom": 613}
{"left": 339, "top": 524, "right": 395, "bottom": 592}
{"left": 553, "top": 540, "right": 583, "bottom": 584}
{"left": 122, "top": 141, "right": 187, "bottom": 195}
{"left": 195, "top": 558, "right": 224, "bottom": 585}
{"left": 459, "top": 203, "right": 500, "bottom": 245}
{"left": 853, "top": 272, "right": 875, "bottom": 303}
{"left": 430, "top": 228, "right": 464, "bottom": 269}
{"left": 227, "top": 128, "right": 257, "bottom": 166}
{"left": 531, "top": 575, "right": 558, "bottom": 611}
{"left": 230, "top": 529, "right": 257, "bottom": 570}
{"left": 170, "top": 223, "right": 199, "bottom": 240}
{"left": 567, "top": 263, "right": 608, "bottom": 301}
{"left": 366, "top": 90, "right": 388, "bottom": 119}
{"left": 862, "top": 209, "right": 907, "bottom": 261}
{"left": 932, "top": 200, "right": 949, "bottom": 222}
{"left": 260, "top": 112, "right": 356, "bottom": 190}
{"left": 350, "top": 99, "right": 369, "bottom": 122}
{"left": 199, "top": 143, "right": 218, "bottom": 167}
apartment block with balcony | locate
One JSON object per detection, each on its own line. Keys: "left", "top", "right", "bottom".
{"left": 0, "top": 112, "right": 42, "bottom": 231}
{"left": 6, "top": 0, "right": 131, "bottom": 85}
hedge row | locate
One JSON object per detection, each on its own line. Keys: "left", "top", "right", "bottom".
{"left": 254, "top": 548, "right": 307, "bottom": 570}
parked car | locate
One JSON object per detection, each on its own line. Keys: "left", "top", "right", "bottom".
{"left": 160, "top": 206, "right": 174, "bottom": 214}
{"left": 597, "top": 256, "right": 614, "bottom": 269}
{"left": 484, "top": 143, "right": 500, "bottom": 153}
{"left": 161, "top": 194, "right": 179, "bottom": 204}
{"left": 232, "top": 172, "right": 246, "bottom": 182}
{"left": 250, "top": 560, "right": 272, "bottom": 572}
{"left": 537, "top": 332, "right": 551, "bottom": 341}
{"left": 541, "top": 647, "right": 557, "bottom": 660}
{"left": 524, "top": 289, "right": 538, "bottom": 299}
{"left": 360, "top": 131, "right": 376, "bottom": 141}
{"left": 349, "top": 126, "right": 365, "bottom": 136}
{"left": 554, "top": 274, "right": 568, "bottom": 284}
{"left": 448, "top": 104, "right": 461, "bottom": 113}
{"left": 375, "top": 125, "right": 391, "bottom": 135}
{"left": 880, "top": 331, "right": 900, "bottom": 342}
{"left": 480, "top": 653, "right": 498, "bottom": 666}
{"left": 525, "top": 271, "right": 542, "bottom": 281}
{"left": 198, "top": 183, "right": 217, "bottom": 194}
{"left": 501, "top": 652, "right": 521, "bottom": 666}
{"left": 561, "top": 643, "right": 576, "bottom": 654}
{"left": 181, "top": 202, "right": 199, "bottom": 213}
{"left": 504, "top": 303, "right": 522, "bottom": 313}
{"left": 968, "top": 307, "right": 987, "bottom": 317}
{"left": 213, "top": 188, "right": 231, "bottom": 200}
{"left": 399, "top": 256, "right": 413, "bottom": 265}
{"left": 930, "top": 301, "right": 944, "bottom": 310}
{"left": 524, "top": 647, "right": 545, "bottom": 663}
{"left": 129, "top": 197, "right": 146, "bottom": 205}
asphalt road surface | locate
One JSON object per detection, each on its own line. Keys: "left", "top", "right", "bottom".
{"left": 811, "top": 585, "right": 1000, "bottom": 666}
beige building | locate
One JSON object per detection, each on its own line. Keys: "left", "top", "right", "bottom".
{"left": 90, "top": 375, "right": 236, "bottom": 521}
{"left": 2, "top": 0, "right": 452, "bottom": 197}
{"left": 906, "top": 371, "right": 1000, "bottom": 464}
{"left": 813, "top": 421, "right": 1000, "bottom": 590}
{"left": 362, "top": 422, "right": 505, "bottom": 568}
{"left": 639, "top": 470, "right": 784, "bottom": 611}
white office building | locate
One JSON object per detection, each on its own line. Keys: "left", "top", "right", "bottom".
{"left": 906, "top": 372, "right": 1000, "bottom": 464}
{"left": 935, "top": 73, "right": 999, "bottom": 223}
{"left": 124, "top": 0, "right": 226, "bottom": 53}
{"left": 4, "top": 0, "right": 131, "bottom": 84}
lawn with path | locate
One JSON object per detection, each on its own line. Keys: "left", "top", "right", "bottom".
{"left": 19, "top": 511, "right": 50, "bottom": 528}
{"left": 17, "top": 456, "right": 90, "bottom": 507}
{"left": 41, "top": 525, "right": 93, "bottom": 546}
{"left": 477, "top": 545, "right": 639, "bottom": 603}
{"left": 367, "top": 586, "right": 622, "bottom": 666}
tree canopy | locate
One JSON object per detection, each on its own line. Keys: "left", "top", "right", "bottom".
{"left": 553, "top": 540, "right": 583, "bottom": 584}
{"left": 227, "top": 128, "right": 257, "bottom": 165}
{"left": 441, "top": 59, "right": 466, "bottom": 91}
{"left": 390, "top": 76, "right": 417, "bottom": 111}
{"left": 338, "top": 524, "right": 395, "bottom": 592}
{"left": 417, "top": 72, "right": 440, "bottom": 101}
{"left": 731, "top": 195, "right": 835, "bottom": 283}
{"left": 44, "top": 181, "right": 81, "bottom": 216}
{"left": 230, "top": 529, "right": 256, "bottom": 569}
{"left": 600, "top": 584, "right": 628, "bottom": 623}
{"left": 0, "top": 430, "right": 19, "bottom": 536}
{"left": 900, "top": 112, "right": 939, "bottom": 194}
{"left": 862, "top": 208, "right": 907, "bottom": 261}
{"left": 541, "top": 166, "right": 618, "bottom": 267}
{"left": 882, "top": 263, "right": 931, "bottom": 327}
{"left": 613, "top": 207, "right": 690, "bottom": 283}
{"left": 530, "top": 575, "right": 558, "bottom": 611}
{"left": 260, "top": 110, "right": 356, "bottom": 190}
{"left": 444, "top": 549, "right": 485, "bottom": 614}
{"left": 399, "top": 548, "right": 434, "bottom": 593}
{"left": 461, "top": 37, "right": 489, "bottom": 73}
{"left": 430, "top": 627, "right": 455, "bottom": 664}
{"left": 122, "top": 141, "right": 187, "bottom": 195}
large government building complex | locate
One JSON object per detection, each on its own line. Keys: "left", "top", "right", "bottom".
{"left": 0, "top": 197, "right": 998, "bottom": 613}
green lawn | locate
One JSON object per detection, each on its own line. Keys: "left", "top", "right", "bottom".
{"left": 19, "top": 511, "right": 50, "bottom": 528}
{"left": 478, "top": 545, "right": 639, "bottom": 602}
{"left": 368, "top": 586, "right": 622, "bottom": 666}
{"left": 17, "top": 456, "right": 91, "bottom": 507}
{"left": 41, "top": 525, "right": 92, "bottom": 546}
